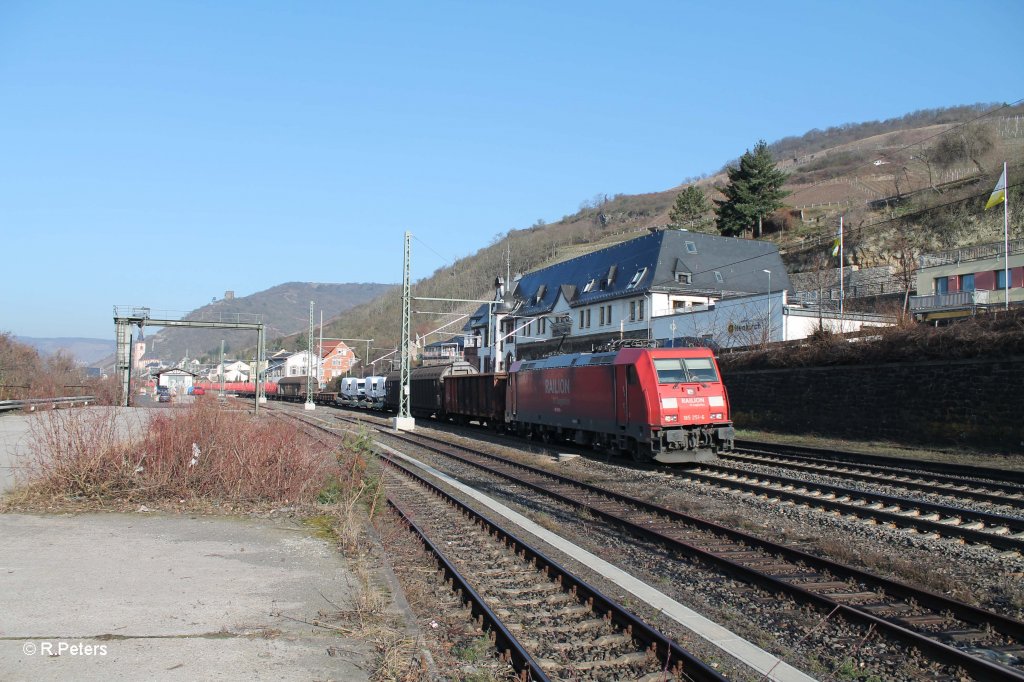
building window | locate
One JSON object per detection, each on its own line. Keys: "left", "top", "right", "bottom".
{"left": 996, "top": 269, "right": 1008, "bottom": 289}
{"left": 583, "top": 278, "right": 596, "bottom": 293}
{"left": 629, "top": 301, "right": 636, "bottom": 321}
{"left": 935, "top": 277, "right": 948, "bottom": 294}
{"left": 639, "top": 299, "right": 645, "bottom": 320}
{"left": 585, "top": 308, "right": 591, "bottom": 328}
{"left": 714, "top": 271, "right": 723, "bottom": 283}
{"left": 685, "top": 241, "right": 697, "bottom": 254}
{"left": 605, "top": 305, "right": 612, "bottom": 325}
{"left": 961, "top": 273, "right": 975, "bottom": 292}
{"left": 599, "top": 306, "right": 605, "bottom": 326}
{"left": 627, "top": 267, "right": 647, "bottom": 289}
{"left": 579, "top": 310, "right": 585, "bottom": 328}
{"left": 675, "top": 272, "right": 692, "bottom": 284}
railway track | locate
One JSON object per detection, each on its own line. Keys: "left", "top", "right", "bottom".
{"left": 266, "top": 403, "right": 1024, "bottom": 677}
{"left": 721, "top": 449, "right": 1024, "bottom": 510}
{"left": 734, "top": 439, "right": 1024, "bottom": 487}
{"left": 384, "top": 454, "right": 726, "bottom": 681}
{"left": 374, "top": 426, "right": 1024, "bottom": 681}
{"left": 676, "top": 462, "right": 1024, "bottom": 553}
{"left": 266, "top": 404, "right": 727, "bottom": 680}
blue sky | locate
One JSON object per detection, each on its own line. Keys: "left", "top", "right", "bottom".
{"left": 2, "top": 1, "right": 1022, "bottom": 339}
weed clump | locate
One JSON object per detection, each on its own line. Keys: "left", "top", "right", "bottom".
{"left": 15, "top": 402, "right": 341, "bottom": 506}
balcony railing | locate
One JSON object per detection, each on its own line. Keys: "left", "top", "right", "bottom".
{"left": 909, "top": 290, "right": 999, "bottom": 311}
{"left": 919, "top": 239, "right": 1024, "bottom": 268}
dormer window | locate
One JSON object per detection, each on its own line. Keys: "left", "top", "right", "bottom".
{"left": 626, "top": 267, "right": 647, "bottom": 289}
{"left": 534, "top": 284, "right": 546, "bottom": 305}
{"left": 675, "top": 272, "right": 692, "bottom": 284}
{"left": 605, "top": 265, "right": 617, "bottom": 288}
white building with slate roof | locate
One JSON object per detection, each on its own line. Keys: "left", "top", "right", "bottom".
{"left": 462, "top": 229, "right": 892, "bottom": 371}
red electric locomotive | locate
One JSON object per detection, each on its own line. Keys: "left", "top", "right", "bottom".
{"left": 506, "top": 346, "right": 734, "bottom": 463}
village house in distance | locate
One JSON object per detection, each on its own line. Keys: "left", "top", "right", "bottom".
{"left": 462, "top": 229, "right": 893, "bottom": 372}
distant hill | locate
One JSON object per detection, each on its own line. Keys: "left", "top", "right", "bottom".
{"left": 304, "top": 101, "right": 1024, "bottom": 355}
{"left": 137, "top": 282, "right": 396, "bottom": 365}
{"left": 16, "top": 337, "right": 115, "bottom": 365}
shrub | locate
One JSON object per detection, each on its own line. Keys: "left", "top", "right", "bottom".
{"left": 18, "top": 402, "right": 341, "bottom": 505}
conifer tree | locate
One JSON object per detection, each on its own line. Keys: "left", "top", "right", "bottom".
{"left": 714, "top": 140, "right": 790, "bottom": 238}
{"left": 668, "top": 185, "right": 711, "bottom": 230}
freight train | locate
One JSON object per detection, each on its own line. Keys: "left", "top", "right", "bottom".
{"left": 206, "top": 343, "right": 734, "bottom": 463}
{"left": 382, "top": 344, "right": 734, "bottom": 463}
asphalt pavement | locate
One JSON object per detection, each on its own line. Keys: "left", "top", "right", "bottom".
{"left": 0, "top": 513, "right": 371, "bottom": 681}
{"left": 0, "top": 408, "right": 374, "bottom": 681}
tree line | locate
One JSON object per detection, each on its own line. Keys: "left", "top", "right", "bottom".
{"left": 669, "top": 139, "right": 789, "bottom": 238}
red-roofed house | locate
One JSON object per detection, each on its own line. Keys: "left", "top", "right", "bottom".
{"left": 321, "top": 340, "right": 357, "bottom": 382}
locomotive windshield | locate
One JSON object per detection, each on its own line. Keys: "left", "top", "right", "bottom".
{"left": 653, "top": 357, "right": 719, "bottom": 384}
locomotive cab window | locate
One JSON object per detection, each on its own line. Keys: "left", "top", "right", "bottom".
{"left": 653, "top": 357, "right": 719, "bottom": 384}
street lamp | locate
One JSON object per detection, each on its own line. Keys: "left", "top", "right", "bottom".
{"left": 762, "top": 269, "right": 772, "bottom": 343}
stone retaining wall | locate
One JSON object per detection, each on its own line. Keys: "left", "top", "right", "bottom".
{"left": 722, "top": 356, "right": 1024, "bottom": 452}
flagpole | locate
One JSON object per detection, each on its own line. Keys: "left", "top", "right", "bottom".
{"left": 1004, "top": 161, "right": 1010, "bottom": 311}
{"left": 839, "top": 215, "right": 844, "bottom": 319}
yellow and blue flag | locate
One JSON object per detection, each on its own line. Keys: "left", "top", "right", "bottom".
{"left": 985, "top": 167, "right": 1006, "bottom": 210}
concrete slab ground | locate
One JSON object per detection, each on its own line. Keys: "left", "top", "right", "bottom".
{"left": 0, "top": 413, "right": 32, "bottom": 495}
{"left": 0, "top": 513, "right": 371, "bottom": 681}
{"left": 0, "top": 408, "right": 154, "bottom": 495}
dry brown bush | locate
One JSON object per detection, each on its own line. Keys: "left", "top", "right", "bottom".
{"left": 721, "top": 310, "right": 1024, "bottom": 372}
{"left": 17, "top": 402, "right": 341, "bottom": 505}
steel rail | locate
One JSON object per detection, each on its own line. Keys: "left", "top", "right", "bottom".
{"left": 383, "top": 454, "right": 728, "bottom": 682}
{"left": 721, "top": 450, "right": 1024, "bottom": 506}
{"left": 382, "top": 429, "right": 1024, "bottom": 681}
{"left": 735, "top": 439, "right": 1024, "bottom": 487}
{"left": 684, "top": 464, "right": 1024, "bottom": 548}
{"left": 387, "top": 496, "right": 551, "bottom": 682}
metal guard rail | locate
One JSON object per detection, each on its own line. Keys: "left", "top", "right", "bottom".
{"left": 0, "top": 396, "right": 95, "bottom": 413}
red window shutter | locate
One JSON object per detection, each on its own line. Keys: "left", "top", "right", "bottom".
{"left": 948, "top": 276, "right": 960, "bottom": 293}
{"left": 1013, "top": 267, "right": 1024, "bottom": 289}
{"left": 975, "top": 270, "right": 996, "bottom": 290}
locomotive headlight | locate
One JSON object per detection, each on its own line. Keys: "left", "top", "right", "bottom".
{"left": 710, "top": 412, "right": 724, "bottom": 420}
{"left": 664, "top": 415, "right": 678, "bottom": 422}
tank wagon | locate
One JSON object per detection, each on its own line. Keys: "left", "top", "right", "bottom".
{"left": 506, "top": 346, "right": 733, "bottom": 463}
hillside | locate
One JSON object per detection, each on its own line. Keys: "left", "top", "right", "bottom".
{"left": 16, "top": 337, "right": 115, "bottom": 366}
{"left": 139, "top": 282, "right": 396, "bottom": 364}
{"left": 265, "top": 102, "right": 1024, "bottom": 366}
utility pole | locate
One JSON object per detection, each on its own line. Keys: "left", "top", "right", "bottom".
{"left": 305, "top": 301, "right": 315, "bottom": 411}
{"left": 219, "top": 340, "right": 225, "bottom": 400}
{"left": 394, "top": 232, "right": 414, "bottom": 431}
